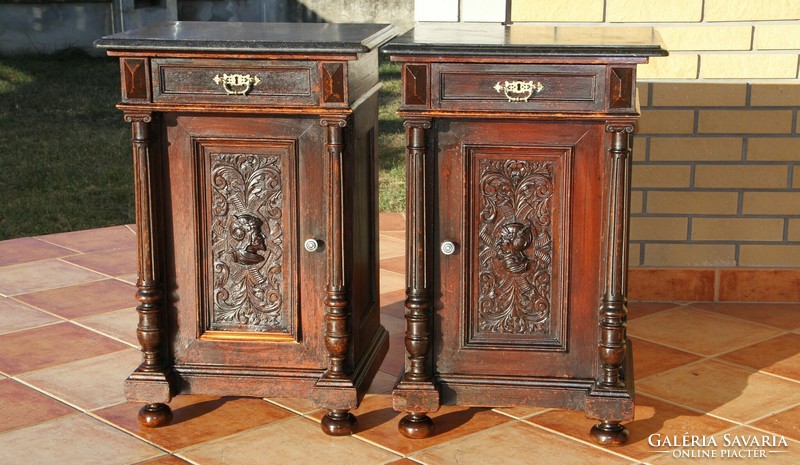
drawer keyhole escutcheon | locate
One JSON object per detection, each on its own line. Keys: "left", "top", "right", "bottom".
{"left": 213, "top": 73, "right": 262, "bottom": 95}
{"left": 440, "top": 241, "right": 458, "bottom": 256}
{"left": 493, "top": 80, "right": 544, "bottom": 102}
{"left": 304, "top": 238, "right": 324, "bottom": 253}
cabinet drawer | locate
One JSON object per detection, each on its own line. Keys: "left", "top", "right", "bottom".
{"left": 432, "top": 63, "right": 604, "bottom": 112}
{"left": 152, "top": 58, "right": 318, "bottom": 106}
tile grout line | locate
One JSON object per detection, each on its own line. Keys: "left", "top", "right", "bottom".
{"left": 518, "top": 418, "right": 643, "bottom": 463}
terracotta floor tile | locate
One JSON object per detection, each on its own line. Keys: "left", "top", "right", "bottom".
{"left": 379, "top": 212, "right": 406, "bottom": 232}
{"left": 0, "top": 379, "right": 76, "bottom": 433}
{"left": 181, "top": 416, "right": 399, "bottom": 464}
{"left": 631, "top": 337, "right": 702, "bottom": 380}
{"left": 264, "top": 396, "right": 319, "bottom": 415}
{"left": 750, "top": 405, "right": 800, "bottom": 442}
{"left": 385, "top": 460, "right": 420, "bottom": 465}
{"left": 95, "top": 395, "right": 294, "bottom": 451}
{"left": 380, "top": 333, "right": 406, "bottom": 377}
{"left": 380, "top": 269, "right": 406, "bottom": 294}
{"left": 636, "top": 360, "right": 800, "bottom": 423}
{"left": 381, "top": 231, "right": 406, "bottom": 241}
{"left": 18, "top": 348, "right": 142, "bottom": 410}
{"left": 628, "top": 301, "right": 681, "bottom": 320}
{"left": 382, "top": 313, "right": 406, "bottom": 336}
{"left": 14, "top": 279, "right": 136, "bottom": 319}
{"left": 0, "top": 297, "right": 61, "bottom": 335}
{"left": 492, "top": 406, "right": 550, "bottom": 419}
{"left": 380, "top": 255, "right": 405, "bottom": 275}
{"left": 719, "top": 333, "right": 800, "bottom": 381}
{"left": 138, "top": 456, "right": 194, "bottom": 465}
{"left": 649, "top": 426, "right": 800, "bottom": 464}
{"left": 0, "top": 322, "right": 128, "bottom": 375}
{"left": 0, "top": 414, "right": 162, "bottom": 465}
{"left": 367, "top": 370, "right": 400, "bottom": 395}
{"left": 308, "top": 394, "right": 513, "bottom": 456}
{"left": 0, "top": 259, "right": 105, "bottom": 296}
{"left": 692, "top": 302, "right": 800, "bottom": 330}
{"left": 412, "top": 421, "right": 629, "bottom": 465}
{"left": 380, "top": 236, "right": 405, "bottom": 260}
{"left": 526, "top": 394, "right": 735, "bottom": 462}
{"left": 75, "top": 307, "right": 139, "bottom": 346}
{"left": 0, "top": 237, "right": 76, "bottom": 267}
{"left": 36, "top": 225, "right": 137, "bottom": 254}
{"left": 628, "top": 307, "right": 782, "bottom": 356}
{"left": 62, "top": 248, "right": 138, "bottom": 277}
{"left": 381, "top": 289, "right": 407, "bottom": 319}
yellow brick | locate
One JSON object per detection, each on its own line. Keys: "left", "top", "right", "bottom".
{"left": 632, "top": 139, "right": 647, "bottom": 161}
{"left": 639, "top": 54, "right": 698, "bottom": 80}
{"left": 644, "top": 244, "right": 736, "bottom": 267}
{"left": 788, "top": 220, "right": 800, "bottom": 241}
{"left": 740, "top": 245, "right": 800, "bottom": 267}
{"left": 694, "top": 165, "right": 788, "bottom": 189}
{"left": 700, "top": 54, "right": 799, "bottom": 79}
{"left": 747, "top": 138, "right": 800, "bottom": 161}
{"left": 638, "top": 109, "right": 695, "bottom": 135}
{"left": 650, "top": 138, "right": 742, "bottom": 161}
{"left": 651, "top": 83, "right": 747, "bottom": 107}
{"left": 692, "top": 218, "right": 784, "bottom": 241}
{"left": 511, "top": 0, "right": 604, "bottom": 22}
{"left": 743, "top": 192, "right": 800, "bottom": 215}
{"left": 795, "top": 166, "right": 800, "bottom": 189}
{"left": 630, "top": 217, "right": 688, "bottom": 240}
{"left": 637, "top": 83, "right": 650, "bottom": 106}
{"left": 705, "top": 0, "right": 800, "bottom": 21}
{"left": 656, "top": 26, "right": 752, "bottom": 52}
{"left": 698, "top": 110, "right": 793, "bottom": 134}
{"left": 629, "top": 242, "right": 642, "bottom": 266}
{"left": 647, "top": 192, "right": 739, "bottom": 214}
{"left": 630, "top": 190, "right": 644, "bottom": 214}
{"left": 607, "top": 0, "right": 702, "bottom": 22}
{"left": 750, "top": 84, "right": 800, "bottom": 106}
{"left": 755, "top": 24, "right": 800, "bottom": 50}
{"left": 632, "top": 165, "right": 692, "bottom": 188}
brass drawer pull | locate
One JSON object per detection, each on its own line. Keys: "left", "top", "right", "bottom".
{"left": 213, "top": 73, "right": 262, "bottom": 95}
{"left": 493, "top": 80, "right": 544, "bottom": 102}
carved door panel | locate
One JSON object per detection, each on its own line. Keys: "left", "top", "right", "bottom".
{"left": 164, "top": 113, "right": 327, "bottom": 370}
{"left": 434, "top": 120, "right": 606, "bottom": 380}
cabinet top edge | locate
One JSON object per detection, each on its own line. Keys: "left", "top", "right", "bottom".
{"left": 381, "top": 23, "right": 668, "bottom": 58}
{"left": 94, "top": 21, "right": 398, "bottom": 54}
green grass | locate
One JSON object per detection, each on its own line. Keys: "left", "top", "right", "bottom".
{"left": 0, "top": 50, "right": 133, "bottom": 240}
{"left": 0, "top": 51, "right": 405, "bottom": 241}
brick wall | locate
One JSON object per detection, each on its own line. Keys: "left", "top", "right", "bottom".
{"left": 415, "top": 0, "right": 800, "bottom": 301}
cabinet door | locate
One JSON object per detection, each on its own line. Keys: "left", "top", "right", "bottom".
{"left": 435, "top": 120, "right": 606, "bottom": 381}
{"left": 163, "top": 114, "right": 327, "bottom": 371}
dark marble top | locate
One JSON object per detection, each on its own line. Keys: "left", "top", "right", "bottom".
{"left": 381, "top": 23, "right": 668, "bottom": 57}
{"left": 94, "top": 21, "right": 398, "bottom": 54}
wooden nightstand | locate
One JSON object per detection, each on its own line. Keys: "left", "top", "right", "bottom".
{"left": 95, "top": 21, "right": 396, "bottom": 436}
{"left": 381, "top": 23, "right": 666, "bottom": 445}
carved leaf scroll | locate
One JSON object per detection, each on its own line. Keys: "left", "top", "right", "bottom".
{"left": 477, "top": 159, "right": 554, "bottom": 334}
{"left": 209, "top": 153, "right": 286, "bottom": 332}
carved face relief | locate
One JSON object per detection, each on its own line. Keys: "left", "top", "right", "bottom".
{"left": 496, "top": 222, "right": 534, "bottom": 274}
{"left": 230, "top": 214, "right": 266, "bottom": 266}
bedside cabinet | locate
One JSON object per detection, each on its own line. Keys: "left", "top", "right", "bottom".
{"left": 95, "top": 21, "right": 397, "bottom": 436}
{"left": 381, "top": 24, "right": 666, "bottom": 445}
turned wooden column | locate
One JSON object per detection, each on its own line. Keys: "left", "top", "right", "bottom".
{"left": 125, "top": 113, "right": 173, "bottom": 427}
{"left": 393, "top": 117, "right": 439, "bottom": 439}
{"left": 317, "top": 115, "right": 357, "bottom": 435}
{"left": 591, "top": 123, "right": 634, "bottom": 446}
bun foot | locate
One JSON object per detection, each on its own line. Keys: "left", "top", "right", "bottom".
{"left": 399, "top": 413, "right": 434, "bottom": 439}
{"left": 321, "top": 410, "right": 357, "bottom": 436}
{"left": 138, "top": 403, "right": 173, "bottom": 428}
{"left": 590, "top": 421, "right": 629, "bottom": 446}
